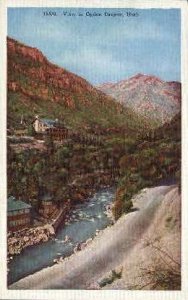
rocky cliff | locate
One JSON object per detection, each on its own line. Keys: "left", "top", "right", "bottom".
{"left": 7, "top": 37, "right": 145, "bottom": 132}
{"left": 97, "top": 73, "right": 181, "bottom": 124}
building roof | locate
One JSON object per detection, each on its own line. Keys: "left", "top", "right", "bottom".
{"left": 40, "top": 119, "right": 57, "bottom": 127}
{"left": 8, "top": 196, "right": 31, "bottom": 212}
{"left": 40, "top": 193, "right": 53, "bottom": 202}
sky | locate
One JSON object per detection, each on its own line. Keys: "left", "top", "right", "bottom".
{"left": 8, "top": 8, "right": 181, "bottom": 84}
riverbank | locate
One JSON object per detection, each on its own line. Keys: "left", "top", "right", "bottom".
{"left": 9, "top": 185, "right": 181, "bottom": 290}
{"left": 7, "top": 201, "right": 71, "bottom": 260}
{"left": 7, "top": 135, "right": 121, "bottom": 268}
{"left": 8, "top": 188, "right": 115, "bottom": 285}
{"left": 7, "top": 224, "right": 55, "bottom": 258}
{"left": 7, "top": 178, "right": 115, "bottom": 259}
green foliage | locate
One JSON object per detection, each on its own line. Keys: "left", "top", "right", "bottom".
{"left": 112, "top": 200, "right": 124, "bottom": 221}
{"left": 8, "top": 38, "right": 149, "bottom": 133}
{"left": 113, "top": 113, "right": 181, "bottom": 220}
{"left": 44, "top": 134, "right": 54, "bottom": 154}
{"left": 8, "top": 130, "right": 128, "bottom": 209}
{"left": 124, "top": 199, "right": 133, "bottom": 213}
{"left": 58, "top": 168, "right": 69, "bottom": 181}
{"left": 141, "top": 148, "right": 157, "bottom": 159}
{"left": 33, "top": 161, "right": 43, "bottom": 173}
{"left": 27, "top": 124, "right": 36, "bottom": 136}
{"left": 54, "top": 146, "right": 72, "bottom": 167}
{"left": 8, "top": 38, "right": 181, "bottom": 224}
{"left": 98, "top": 268, "right": 123, "bottom": 288}
{"left": 124, "top": 137, "right": 138, "bottom": 154}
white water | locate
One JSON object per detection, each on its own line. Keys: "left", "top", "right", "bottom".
{"left": 8, "top": 188, "right": 115, "bottom": 285}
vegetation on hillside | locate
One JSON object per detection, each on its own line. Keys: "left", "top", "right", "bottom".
{"left": 7, "top": 37, "right": 148, "bottom": 133}
{"left": 7, "top": 133, "right": 129, "bottom": 209}
{"left": 112, "top": 113, "right": 181, "bottom": 220}
{"left": 7, "top": 37, "right": 181, "bottom": 225}
{"left": 7, "top": 37, "right": 153, "bottom": 214}
{"left": 97, "top": 73, "right": 181, "bottom": 125}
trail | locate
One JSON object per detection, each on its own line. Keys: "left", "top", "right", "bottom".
{"left": 9, "top": 185, "right": 176, "bottom": 290}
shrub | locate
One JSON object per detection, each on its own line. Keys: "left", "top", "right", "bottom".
{"left": 44, "top": 134, "right": 54, "bottom": 154}
{"left": 124, "top": 199, "right": 133, "bottom": 213}
{"left": 112, "top": 200, "right": 124, "bottom": 220}
{"left": 98, "top": 268, "right": 123, "bottom": 288}
{"left": 138, "top": 240, "right": 181, "bottom": 290}
{"left": 27, "top": 124, "right": 36, "bottom": 137}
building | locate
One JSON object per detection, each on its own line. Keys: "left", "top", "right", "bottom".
{"left": 46, "top": 127, "right": 69, "bottom": 141}
{"left": 39, "top": 194, "right": 56, "bottom": 217}
{"left": 7, "top": 196, "right": 32, "bottom": 232}
{"left": 33, "top": 116, "right": 59, "bottom": 133}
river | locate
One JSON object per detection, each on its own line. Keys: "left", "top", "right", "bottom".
{"left": 8, "top": 187, "right": 115, "bottom": 285}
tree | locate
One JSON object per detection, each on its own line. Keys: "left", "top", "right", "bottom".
{"left": 124, "top": 199, "right": 133, "bottom": 213}
{"left": 27, "top": 124, "right": 36, "bottom": 136}
{"left": 44, "top": 134, "right": 54, "bottom": 154}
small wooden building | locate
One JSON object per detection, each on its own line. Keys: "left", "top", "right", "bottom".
{"left": 7, "top": 196, "right": 32, "bottom": 232}
{"left": 33, "top": 116, "right": 58, "bottom": 133}
{"left": 39, "top": 194, "right": 55, "bottom": 217}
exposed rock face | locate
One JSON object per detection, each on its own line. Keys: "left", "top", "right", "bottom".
{"left": 7, "top": 224, "right": 55, "bottom": 257}
{"left": 8, "top": 37, "right": 132, "bottom": 130}
{"left": 7, "top": 37, "right": 96, "bottom": 97}
{"left": 97, "top": 73, "right": 181, "bottom": 124}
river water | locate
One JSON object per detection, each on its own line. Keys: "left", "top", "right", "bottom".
{"left": 8, "top": 187, "right": 115, "bottom": 285}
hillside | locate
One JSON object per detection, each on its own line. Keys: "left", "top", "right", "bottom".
{"left": 9, "top": 185, "right": 181, "bottom": 290}
{"left": 7, "top": 37, "right": 146, "bottom": 133}
{"left": 112, "top": 111, "right": 181, "bottom": 220}
{"left": 97, "top": 73, "right": 181, "bottom": 124}
{"left": 7, "top": 38, "right": 181, "bottom": 291}
{"left": 7, "top": 37, "right": 155, "bottom": 220}
{"left": 7, "top": 37, "right": 181, "bottom": 224}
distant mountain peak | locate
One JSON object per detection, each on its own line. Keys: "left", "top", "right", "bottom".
{"left": 97, "top": 74, "right": 181, "bottom": 124}
{"left": 130, "top": 73, "right": 145, "bottom": 79}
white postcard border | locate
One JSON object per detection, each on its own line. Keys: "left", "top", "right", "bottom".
{"left": 0, "top": 1, "right": 187, "bottom": 299}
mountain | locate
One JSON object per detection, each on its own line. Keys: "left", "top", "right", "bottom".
{"left": 7, "top": 37, "right": 147, "bottom": 133}
{"left": 97, "top": 73, "right": 181, "bottom": 124}
{"left": 153, "top": 111, "right": 181, "bottom": 141}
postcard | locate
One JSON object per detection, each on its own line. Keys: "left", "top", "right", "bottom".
{"left": 0, "top": 0, "right": 188, "bottom": 299}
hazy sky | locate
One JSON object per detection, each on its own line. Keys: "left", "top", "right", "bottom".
{"left": 8, "top": 8, "right": 181, "bottom": 84}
